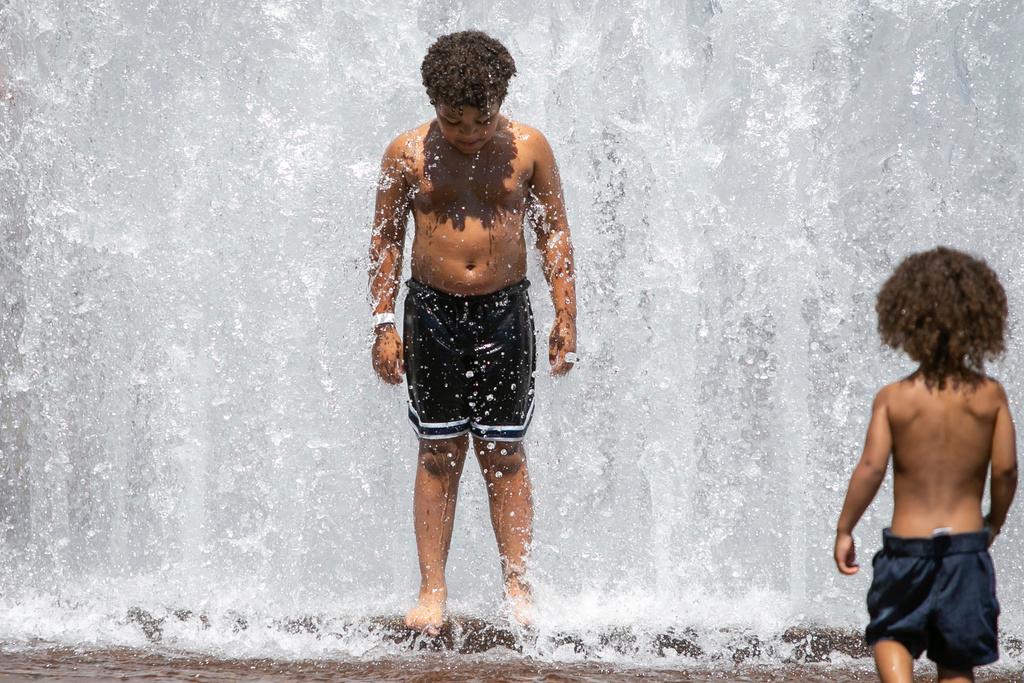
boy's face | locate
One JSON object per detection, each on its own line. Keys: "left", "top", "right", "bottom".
{"left": 434, "top": 102, "right": 502, "bottom": 155}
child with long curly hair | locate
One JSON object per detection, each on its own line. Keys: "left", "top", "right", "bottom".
{"left": 834, "top": 247, "right": 1017, "bottom": 683}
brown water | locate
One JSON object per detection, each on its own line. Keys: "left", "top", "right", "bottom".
{"left": 0, "top": 648, "right": 1021, "bottom": 683}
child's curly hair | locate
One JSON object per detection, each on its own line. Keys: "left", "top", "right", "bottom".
{"left": 876, "top": 247, "right": 1007, "bottom": 388}
{"left": 421, "top": 31, "right": 516, "bottom": 111}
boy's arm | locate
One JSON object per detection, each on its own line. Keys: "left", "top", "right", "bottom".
{"left": 527, "top": 131, "right": 577, "bottom": 376}
{"left": 368, "top": 136, "right": 412, "bottom": 385}
{"left": 987, "top": 384, "right": 1018, "bottom": 543}
{"left": 834, "top": 388, "right": 894, "bottom": 574}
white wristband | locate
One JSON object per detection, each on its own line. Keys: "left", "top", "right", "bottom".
{"left": 373, "top": 312, "right": 396, "bottom": 327}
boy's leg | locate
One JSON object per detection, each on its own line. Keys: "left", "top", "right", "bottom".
{"left": 937, "top": 666, "right": 974, "bottom": 683}
{"left": 873, "top": 640, "right": 914, "bottom": 683}
{"left": 405, "top": 435, "right": 469, "bottom": 635}
{"left": 474, "top": 439, "right": 534, "bottom": 625}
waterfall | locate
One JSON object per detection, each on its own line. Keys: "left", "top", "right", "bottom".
{"left": 1, "top": 0, "right": 1022, "bottom": 662}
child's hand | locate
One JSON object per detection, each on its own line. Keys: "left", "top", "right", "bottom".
{"left": 372, "top": 325, "right": 405, "bottom": 385}
{"left": 549, "top": 311, "right": 577, "bottom": 376}
{"left": 834, "top": 532, "right": 859, "bottom": 575}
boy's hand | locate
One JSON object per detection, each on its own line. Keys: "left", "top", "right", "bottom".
{"left": 372, "top": 325, "right": 404, "bottom": 384}
{"left": 549, "top": 311, "right": 577, "bottom": 376}
{"left": 834, "top": 532, "right": 859, "bottom": 575}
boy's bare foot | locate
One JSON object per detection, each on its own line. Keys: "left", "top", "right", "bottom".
{"left": 405, "top": 587, "right": 445, "bottom": 637}
{"left": 505, "top": 575, "right": 533, "bottom": 628}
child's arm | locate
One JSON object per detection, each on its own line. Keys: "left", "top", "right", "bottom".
{"left": 834, "top": 388, "right": 893, "bottom": 574}
{"left": 987, "top": 384, "right": 1018, "bottom": 545}
{"left": 527, "top": 130, "right": 577, "bottom": 376}
{"left": 369, "top": 136, "right": 412, "bottom": 385}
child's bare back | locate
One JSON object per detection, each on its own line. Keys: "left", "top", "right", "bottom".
{"left": 834, "top": 247, "right": 1017, "bottom": 681}
{"left": 884, "top": 375, "right": 1013, "bottom": 537}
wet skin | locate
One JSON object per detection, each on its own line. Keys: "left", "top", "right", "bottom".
{"left": 370, "top": 104, "right": 577, "bottom": 383}
{"left": 835, "top": 372, "right": 1017, "bottom": 556}
{"left": 411, "top": 118, "right": 526, "bottom": 286}
{"left": 834, "top": 372, "right": 1018, "bottom": 683}
{"left": 368, "top": 103, "right": 577, "bottom": 635}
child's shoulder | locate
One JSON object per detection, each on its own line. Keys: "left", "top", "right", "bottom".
{"left": 380, "top": 123, "right": 433, "bottom": 175}
{"left": 507, "top": 119, "right": 543, "bottom": 138}
{"left": 875, "top": 374, "right": 1008, "bottom": 409}
{"left": 873, "top": 379, "right": 908, "bottom": 405}
{"left": 505, "top": 119, "right": 555, "bottom": 156}
{"left": 978, "top": 375, "right": 1010, "bottom": 406}
{"left": 384, "top": 123, "right": 430, "bottom": 155}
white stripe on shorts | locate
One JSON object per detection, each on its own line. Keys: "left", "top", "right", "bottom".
{"left": 470, "top": 400, "right": 535, "bottom": 433}
{"left": 408, "top": 404, "right": 470, "bottom": 429}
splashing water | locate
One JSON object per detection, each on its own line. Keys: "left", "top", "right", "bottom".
{"left": 1, "top": 0, "right": 1022, "bottom": 668}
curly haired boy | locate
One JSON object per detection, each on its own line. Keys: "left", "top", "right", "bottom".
{"left": 368, "top": 31, "right": 577, "bottom": 635}
{"left": 834, "top": 247, "right": 1018, "bottom": 683}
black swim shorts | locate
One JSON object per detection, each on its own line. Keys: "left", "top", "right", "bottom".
{"left": 865, "top": 528, "right": 1000, "bottom": 669}
{"left": 403, "top": 278, "right": 536, "bottom": 442}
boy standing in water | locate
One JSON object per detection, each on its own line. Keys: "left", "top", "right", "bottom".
{"left": 834, "top": 247, "right": 1017, "bottom": 683}
{"left": 368, "top": 31, "right": 577, "bottom": 634}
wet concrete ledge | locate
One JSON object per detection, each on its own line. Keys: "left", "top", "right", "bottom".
{"left": 125, "top": 607, "right": 877, "bottom": 662}
{"left": 124, "top": 607, "right": 1024, "bottom": 664}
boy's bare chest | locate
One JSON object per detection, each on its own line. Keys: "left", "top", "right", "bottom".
{"left": 412, "top": 170, "right": 528, "bottom": 214}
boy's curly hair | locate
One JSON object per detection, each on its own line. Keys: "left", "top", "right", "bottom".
{"left": 876, "top": 247, "right": 1007, "bottom": 389}
{"left": 421, "top": 31, "right": 516, "bottom": 111}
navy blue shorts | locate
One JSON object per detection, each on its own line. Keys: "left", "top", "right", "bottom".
{"left": 403, "top": 279, "right": 536, "bottom": 442}
{"left": 866, "top": 528, "right": 1000, "bottom": 669}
